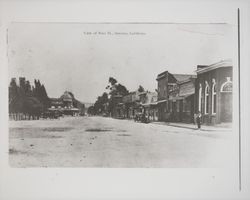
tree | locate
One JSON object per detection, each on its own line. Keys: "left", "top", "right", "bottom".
{"left": 23, "top": 96, "right": 43, "bottom": 119}
{"left": 87, "top": 106, "right": 95, "bottom": 115}
{"left": 92, "top": 92, "right": 109, "bottom": 114}
{"left": 33, "top": 79, "right": 50, "bottom": 110}
{"left": 92, "top": 77, "right": 129, "bottom": 116}
{"left": 109, "top": 77, "right": 117, "bottom": 86}
{"left": 24, "top": 80, "right": 32, "bottom": 96}
{"left": 107, "top": 77, "right": 129, "bottom": 96}
{"left": 9, "top": 78, "right": 19, "bottom": 114}
{"left": 138, "top": 85, "right": 145, "bottom": 92}
{"left": 9, "top": 77, "right": 50, "bottom": 120}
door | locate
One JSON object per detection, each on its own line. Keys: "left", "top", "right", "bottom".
{"left": 179, "top": 100, "right": 183, "bottom": 122}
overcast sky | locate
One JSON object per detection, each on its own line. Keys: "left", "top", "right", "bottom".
{"left": 8, "top": 23, "right": 234, "bottom": 103}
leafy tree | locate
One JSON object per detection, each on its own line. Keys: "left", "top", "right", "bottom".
{"left": 93, "top": 92, "right": 109, "bottom": 114}
{"left": 87, "top": 106, "right": 95, "bottom": 115}
{"left": 9, "top": 77, "right": 50, "bottom": 120}
{"left": 138, "top": 85, "right": 145, "bottom": 92}
{"left": 23, "top": 96, "right": 43, "bottom": 119}
{"left": 107, "top": 77, "right": 129, "bottom": 96}
{"left": 92, "top": 77, "right": 129, "bottom": 116}
{"left": 33, "top": 79, "right": 50, "bottom": 110}
{"left": 9, "top": 78, "right": 20, "bottom": 114}
{"left": 109, "top": 77, "right": 117, "bottom": 86}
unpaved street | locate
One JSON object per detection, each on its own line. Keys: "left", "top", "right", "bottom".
{"left": 9, "top": 116, "right": 233, "bottom": 167}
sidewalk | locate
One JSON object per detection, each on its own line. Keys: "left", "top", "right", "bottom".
{"left": 151, "top": 121, "right": 232, "bottom": 131}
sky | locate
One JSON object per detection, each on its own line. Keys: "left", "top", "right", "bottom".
{"left": 8, "top": 23, "right": 234, "bottom": 103}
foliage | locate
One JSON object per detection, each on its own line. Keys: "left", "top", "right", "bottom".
{"left": 92, "top": 77, "right": 129, "bottom": 115}
{"left": 138, "top": 85, "right": 145, "bottom": 92}
{"left": 9, "top": 77, "right": 50, "bottom": 119}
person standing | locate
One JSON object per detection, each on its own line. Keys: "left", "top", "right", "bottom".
{"left": 196, "top": 111, "right": 202, "bottom": 130}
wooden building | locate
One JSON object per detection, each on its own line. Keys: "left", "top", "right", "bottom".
{"left": 168, "top": 76, "right": 196, "bottom": 123}
{"left": 139, "top": 91, "right": 158, "bottom": 121}
{"left": 49, "top": 91, "right": 82, "bottom": 116}
{"left": 122, "top": 91, "right": 142, "bottom": 119}
{"left": 156, "top": 71, "right": 195, "bottom": 122}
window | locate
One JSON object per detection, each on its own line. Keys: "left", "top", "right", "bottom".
{"left": 221, "top": 77, "right": 232, "bottom": 93}
{"left": 198, "top": 84, "right": 202, "bottom": 112}
{"left": 204, "top": 81, "right": 209, "bottom": 114}
{"left": 212, "top": 79, "right": 216, "bottom": 114}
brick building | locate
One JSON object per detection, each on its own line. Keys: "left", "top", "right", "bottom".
{"left": 195, "top": 60, "right": 233, "bottom": 125}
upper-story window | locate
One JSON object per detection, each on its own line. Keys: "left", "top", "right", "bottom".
{"left": 212, "top": 79, "right": 217, "bottom": 114}
{"left": 204, "top": 81, "right": 209, "bottom": 114}
{"left": 221, "top": 77, "right": 232, "bottom": 93}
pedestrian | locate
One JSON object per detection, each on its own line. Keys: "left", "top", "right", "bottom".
{"left": 196, "top": 111, "right": 202, "bottom": 130}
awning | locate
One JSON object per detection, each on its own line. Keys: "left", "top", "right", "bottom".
{"left": 141, "top": 103, "right": 151, "bottom": 107}
{"left": 169, "top": 96, "right": 184, "bottom": 101}
{"left": 141, "top": 102, "right": 158, "bottom": 107}
{"left": 169, "top": 93, "right": 194, "bottom": 101}
{"left": 156, "top": 99, "right": 167, "bottom": 104}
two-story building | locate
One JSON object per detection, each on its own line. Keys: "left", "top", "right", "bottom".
{"left": 110, "top": 95, "right": 124, "bottom": 118}
{"left": 156, "top": 71, "right": 194, "bottom": 122}
{"left": 49, "top": 91, "right": 82, "bottom": 116}
{"left": 168, "top": 75, "right": 196, "bottom": 123}
{"left": 122, "top": 91, "right": 142, "bottom": 119}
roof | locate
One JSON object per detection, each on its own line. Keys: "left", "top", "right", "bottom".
{"left": 50, "top": 98, "right": 63, "bottom": 104}
{"left": 156, "top": 71, "right": 168, "bottom": 80}
{"left": 177, "top": 75, "right": 197, "bottom": 84}
{"left": 196, "top": 59, "right": 232, "bottom": 74}
{"left": 60, "top": 91, "right": 73, "bottom": 101}
{"left": 50, "top": 98, "right": 61, "bottom": 101}
{"left": 172, "top": 74, "right": 196, "bottom": 82}
{"left": 156, "top": 70, "right": 196, "bottom": 82}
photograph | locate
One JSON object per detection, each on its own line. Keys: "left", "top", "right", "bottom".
{"left": 2, "top": 0, "right": 250, "bottom": 199}
{"left": 8, "top": 22, "right": 235, "bottom": 168}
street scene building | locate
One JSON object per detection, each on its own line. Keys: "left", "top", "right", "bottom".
{"left": 85, "top": 59, "right": 233, "bottom": 126}
{"left": 156, "top": 72, "right": 196, "bottom": 122}
{"left": 110, "top": 94, "right": 124, "bottom": 118}
{"left": 122, "top": 91, "right": 142, "bottom": 119}
{"left": 168, "top": 75, "right": 196, "bottom": 123}
{"left": 49, "top": 91, "right": 85, "bottom": 116}
{"left": 139, "top": 91, "right": 158, "bottom": 121}
{"left": 195, "top": 59, "right": 233, "bottom": 125}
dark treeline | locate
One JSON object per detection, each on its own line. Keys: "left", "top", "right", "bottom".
{"left": 88, "top": 77, "right": 144, "bottom": 116}
{"left": 9, "top": 77, "right": 50, "bottom": 120}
